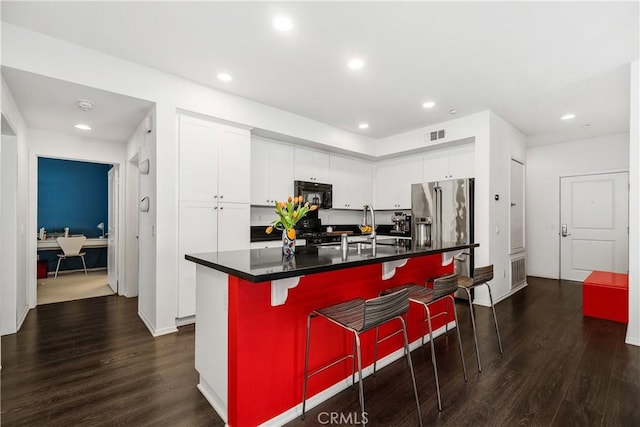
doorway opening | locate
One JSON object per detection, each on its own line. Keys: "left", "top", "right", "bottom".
{"left": 36, "top": 156, "right": 118, "bottom": 305}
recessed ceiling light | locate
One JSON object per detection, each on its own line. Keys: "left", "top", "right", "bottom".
{"left": 422, "top": 101, "right": 436, "bottom": 109}
{"left": 273, "top": 16, "right": 293, "bottom": 32}
{"left": 449, "top": 109, "right": 457, "bottom": 115}
{"left": 217, "top": 73, "right": 232, "bottom": 82}
{"left": 561, "top": 114, "right": 576, "bottom": 120}
{"left": 348, "top": 58, "right": 365, "bottom": 70}
{"left": 358, "top": 123, "right": 369, "bottom": 129}
{"left": 75, "top": 124, "right": 91, "bottom": 130}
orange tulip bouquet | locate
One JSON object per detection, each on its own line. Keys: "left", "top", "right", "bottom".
{"left": 266, "top": 195, "right": 317, "bottom": 256}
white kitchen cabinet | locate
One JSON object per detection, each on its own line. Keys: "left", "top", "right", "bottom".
{"left": 178, "top": 201, "right": 218, "bottom": 318}
{"left": 251, "top": 139, "right": 295, "bottom": 206}
{"left": 178, "top": 201, "right": 250, "bottom": 318}
{"left": 218, "top": 127, "right": 251, "bottom": 203}
{"left": 423, "top": 143, "right": 475, "bottom": 182}
{"left": 178, "top": 114, "right": 250, "bottom": 318}
{"left": 217, "top": 203, "right": 250, "bottom": 251}
{"left": 374, "top": 156, "right": 423, "bottom": 210}
{"left": 330, "top": 155, "right": 372, "bottom": 209}
{"left": 179, "top": 116, "right": 219, "bottom": 202}
{"left": 294, "top": 148, "right": 330, "bottom": 183}
{"left": 179, "top": 115, "right": 250, "bottom": 203}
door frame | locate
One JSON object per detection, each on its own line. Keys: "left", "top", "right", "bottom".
{"left": 28, "top": 153, "right": 127, "bottom": 308}
{"left": 558, "top": 169, "right": 630, "bottom": 280}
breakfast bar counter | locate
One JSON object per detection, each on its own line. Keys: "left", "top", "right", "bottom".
{"left": 186, "top": 241, "right": 477, "bottom": 426}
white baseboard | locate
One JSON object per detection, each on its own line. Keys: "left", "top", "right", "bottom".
{"left": 625, "top": 335, "right": 640, "bottom": 346}
{"left": 473, "top": 281, "right": 528, "bottom": 307}
{"left": 176, "top": 315, "right": 195, "bottom": 327}
{"left": 16, "top": 303, "right": 29, "bottom": 332}
{"left": 260, "top": 321, "right": 457, "bottom": 427}
{"left": 197, "top": 377, "right": 228, "bottom": 425}
{"left": 137, "top": 310, "right": 178, "bottom": 337}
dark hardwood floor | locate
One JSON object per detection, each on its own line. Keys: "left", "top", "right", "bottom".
{"left": 2, "top": 277, "right": 638, "bottom": 426}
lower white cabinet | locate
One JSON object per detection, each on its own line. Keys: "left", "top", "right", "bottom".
{"left": 178, "top": 201, "right": 249, "bottom": 318}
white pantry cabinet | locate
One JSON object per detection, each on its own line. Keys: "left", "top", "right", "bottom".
{"left": 374, "top": 156, "right": 423, "bottom": 210}
{"left": 294, "top": 148, "right": 330, "bottom": 183}
{"left": 251, "top": 139, "right": 295, "bottom": 206}
{"left": 330, "top": 155, "right": 373, "bottom": 209}
{"left": 423, "top": 143, "right": 475, "bottom": 182}
{"left": 178, "top": 114, "right": 250, "bottom": 318}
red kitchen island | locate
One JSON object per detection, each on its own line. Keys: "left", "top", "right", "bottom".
{"left": 186, "top": 240, "right": 478, "bottom": 426}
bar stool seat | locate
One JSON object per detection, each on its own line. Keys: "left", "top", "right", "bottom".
{"left": 302, "top": 289, "right": 422, "bottom": 426}
{"left": 457, "top": 264, "right": 503, "bottom": 373}
{"left": 381, "top": 273, "right": 467, "bottom": 412}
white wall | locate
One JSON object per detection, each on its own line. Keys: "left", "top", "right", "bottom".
{"left": 627, "top": 60, "right": 639, "bottom": 346}
{"left": 470, "top": 112, "right": 528, "bottom": 306}
{"left": 1, "top": 78, "right": 30, "bottom": 337}
{"left": 1, "top": 133, "right": 18, "bottom": 335}
{"left": 526, "top": 133, "right": 630, "bottom": 279}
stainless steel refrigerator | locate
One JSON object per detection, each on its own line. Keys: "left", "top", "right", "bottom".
{"left": 411, "top": 178, "right": 474, "bottom": 298}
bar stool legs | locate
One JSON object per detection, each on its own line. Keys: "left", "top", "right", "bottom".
{"left": 458, "top": 264, "right": 504, "bottom": 373}
{"left": 302, "top": 290, "right": 422, "bottom": 426}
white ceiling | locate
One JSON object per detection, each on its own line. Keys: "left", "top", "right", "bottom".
{"left": 1, "top": 67, "right": 153, "bottom": 142}
{"left": 1, "top": 1, "right": 638, "bottom": 146}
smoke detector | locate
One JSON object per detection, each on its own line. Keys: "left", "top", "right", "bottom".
{"left": 77, "top": 99, "right": 94, "bottom": 111}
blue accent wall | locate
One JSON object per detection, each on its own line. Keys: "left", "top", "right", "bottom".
{"left": 38, "top": 157, "right": 111, "bottom": 238}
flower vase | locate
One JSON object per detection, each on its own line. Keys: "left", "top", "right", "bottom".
{"left": 282, "top": 228, "right": 296, "bottom": 257}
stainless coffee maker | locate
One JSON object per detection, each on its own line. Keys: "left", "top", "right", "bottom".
{"left": 391, "top": 212, "right": 410, "bottom": 233}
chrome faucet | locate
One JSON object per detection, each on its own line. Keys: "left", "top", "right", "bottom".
{"left": 363, "top": 204, "right": 377, "bottom": 240}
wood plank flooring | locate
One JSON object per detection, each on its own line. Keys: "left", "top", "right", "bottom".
{"left": 2, "top": 277, "right": 638, "bottom": 426}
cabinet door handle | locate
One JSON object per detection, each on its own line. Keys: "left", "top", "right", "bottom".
{"left": 220, "top": 206, "right": 224, "bottom": 210}
{"left": 220, "top": 195, "right": 224, "bottom": 199}
{"left": 214, "top": 195, "right": 218, "bottom": 199}
{"left": 214, "top": 206, "right": 218, "bottom": 210}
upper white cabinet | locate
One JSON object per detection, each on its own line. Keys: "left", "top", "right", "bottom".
{"left": 374, "top": 156, "right": 423, "bottom": 210}
{"left": 251, "top": 139, "right": 295, "bottom": 206}
{"left": 294, "top": 148, "right": 330, "bottom": 183}
{"left": 179, "top": 115, "right": 250, "bottom": 203}
{"left": 330, "top": 155, "right": 373, "bottom": 209}
{"left": 423, "top": 143, "right": 475, "bottom": 182}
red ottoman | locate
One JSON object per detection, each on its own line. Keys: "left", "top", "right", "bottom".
{"left": 583, "top": 271, "right": 628, "bottom": 323}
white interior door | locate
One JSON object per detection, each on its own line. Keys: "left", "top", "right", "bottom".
{"left": 510, "top": 159, "right": 525, "bottom": 253}
{"left": 560, "top": 172, "right": 629, "bottom": 281}
{"left": 107, "top": 166, "right": 118, "bottom": 293}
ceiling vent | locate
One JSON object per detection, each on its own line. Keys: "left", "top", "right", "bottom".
{"left": 77, "top": 99, "right": 94, "bottom": 111}
{"left": 425, "top": 129, "right": 446, "bottom": 142}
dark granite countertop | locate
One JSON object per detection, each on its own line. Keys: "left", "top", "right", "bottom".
{"left": 186, "top": 240, "right": 478, "bottom": 283}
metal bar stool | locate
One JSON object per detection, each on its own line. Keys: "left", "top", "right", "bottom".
{"left": 302, "top": 289, "right": 422, "bottom": 426}
{"left": 380, "top": 273, "right": 467, "bottom": 412}
{"left": 457, "top": 264, "right": 503, "bottom": 373}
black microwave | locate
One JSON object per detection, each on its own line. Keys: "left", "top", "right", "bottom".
{"left": 294, "top": 181, "right": 332, "bottom": 209}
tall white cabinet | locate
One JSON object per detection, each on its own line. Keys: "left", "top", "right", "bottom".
{"left": 178, "top": 115, "right": 250, "bottom": 318}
